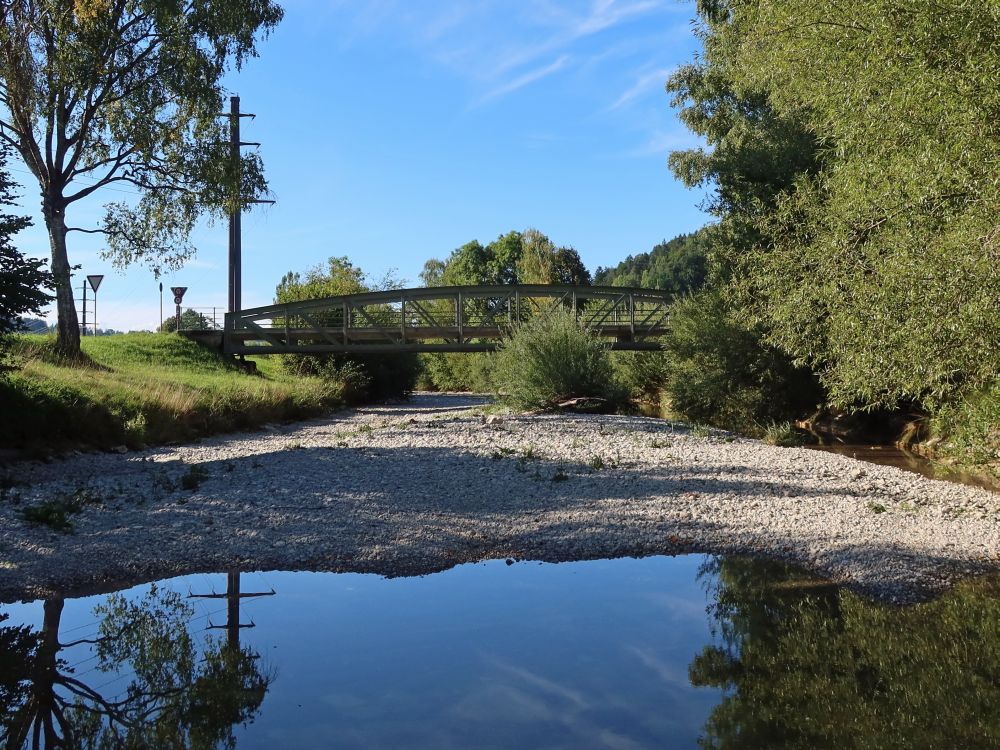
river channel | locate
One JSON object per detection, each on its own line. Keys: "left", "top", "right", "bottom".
{"left": 2, "top": 554, "right": 997, "bottom": 748}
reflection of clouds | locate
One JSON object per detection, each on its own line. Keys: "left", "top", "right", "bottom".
{"left": 643, "top": 591, "right": 708, "bottom": 623}
{"left": 450, "top": 657, "right": 650, "bottom": 749}
{"left": 627, "top": 644, "right": 690, "bottom": 690}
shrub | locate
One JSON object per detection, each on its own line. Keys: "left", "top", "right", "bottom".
{"left": 611, "top": 349, "right": 670, "bottom": 401}
{"left": 491, "top": 308, "right": 625, "bottom": 411}
{"left": 659, "top": 291, "right": 822, "bottom": 433}
{"left": 418, "top": 351, "right": 493, "bottom": 392}
{"left": 282, "top": 351, "right": 418, "bottom": 403}
{"left": 929, "top": 381, "right": 1000, "bottom": 472}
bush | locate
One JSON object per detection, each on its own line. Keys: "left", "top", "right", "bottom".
{"left": 491, "top": 308, "right": 625, "bottom": 410}
{"left": 929, "top": 381, "right": 1000, "bottom": 472}
{"left": 659, "top": 291, "right": 822, "bottom": 433}
{"left": 282, "top": 351, "right": 418, "bottom": 403}
{"left": 611, "top": 349, "right": 670, "bottom": 401}
{"left": 418, "top": 351, "right": 493, "bottom": 392}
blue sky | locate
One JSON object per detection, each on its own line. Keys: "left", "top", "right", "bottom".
{"left": 14, "top": 0, "right": 708, "bottom": 331}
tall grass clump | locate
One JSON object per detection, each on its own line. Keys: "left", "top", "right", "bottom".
{"left": 491, "top": 309, "right": 625, "bottom": 411}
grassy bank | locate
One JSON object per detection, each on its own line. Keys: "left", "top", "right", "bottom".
{"left": 0, "top": 333, "right": 343, "bottom": 454}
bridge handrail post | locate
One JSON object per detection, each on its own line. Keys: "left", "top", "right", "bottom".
{"left": 342, "top": 300, "right": 348, "bottom": 345}
{"left": 629, "top": 292, "right": 635, "bottom": 339}
{"left": 457, "top": 290, "right": 464, "bottom": 345}
{"left": 400, "top": 296, "right": 406, "bottom": 344}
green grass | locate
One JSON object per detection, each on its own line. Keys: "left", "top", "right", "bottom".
{"left": 0, "top": 333, "right": 344, "bottom": 453}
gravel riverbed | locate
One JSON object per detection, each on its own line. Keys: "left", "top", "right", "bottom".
{"left": 1, "top": 393, "right": 997, "bottom": 603}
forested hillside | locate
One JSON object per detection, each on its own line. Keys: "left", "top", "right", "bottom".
{"left": 593, "top": 232, "right": 708, "bottom": 293}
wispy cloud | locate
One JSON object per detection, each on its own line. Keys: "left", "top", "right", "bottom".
{"left": 610, "top": 66, "right": 674, "bottom": 110}
{"left": 323, "top": 0, "right": 677, "bottom": 103}
{"left": 477, "top": 55, "right": 571, "bottom": 104}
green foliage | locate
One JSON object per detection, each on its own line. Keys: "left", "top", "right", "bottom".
{"left": 610, "top": 348, "right": 671, "bottom": 402}
{"left": 274, "top": 256, "right": 368, "bottom": 303}
{"left": 929, "top": 381, "right": 1000, "bottom": 474}
{"left": 418, "top": 352, "right": 493, "bottom": 392}
{"left": 593, "top": 231, "right": 708, "bottom": 293}
{"left": 762, "top": 421, "right": 805, "bottom": 448}
{"left": 17, "top": 489, "right": 100, "bottom": 533}
{"left": 0, "top": 0, "right": 283, "bottom": 353}
{"left": 0, "top": 150, "right": 50, "bottom": 366}
{"left": 422, "top": 228, "right": 591, "bottom": 288}
{"left": 275, "top": 256, "right": 418, "bottom": 402}
{"left": 671, "top": 1, "right": 999, "bottom": 413}
{"left": 491, "top": 308, "right": 625, "bottom": 411}
{"left": 180, "top": 464, "right": 210, "bottom": 491}
{"left": 417, "top": 229, "right": 591, "bottom": 393}
{"left": 0, "top": 333, "right": 342, "bottom": 452}
{"left": 658, "top": 291, "right": 822, "bottom": 434}
{"left": 692, "top": 557, "right": 1000, "bottom": 749}
{"left": 158, "top": 308, "right": 216, "bottom": 332}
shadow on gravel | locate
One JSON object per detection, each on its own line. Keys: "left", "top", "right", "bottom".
{"left": 3, "top": 438, "right": 992, "bottom": 604}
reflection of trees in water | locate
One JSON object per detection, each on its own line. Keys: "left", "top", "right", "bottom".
{"left": 0, "top": 583, "right": 271, "bottom": 749}
{"left": 691, "top": 557, "right": 1000, "bottom": 749}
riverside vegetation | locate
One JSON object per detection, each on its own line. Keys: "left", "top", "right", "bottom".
{"left": 0, "top": 334, "right": 343, "bottom": 454}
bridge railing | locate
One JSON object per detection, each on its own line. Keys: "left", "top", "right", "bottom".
{"left": 223, "top": 285, "right": 673, "bottom": 353}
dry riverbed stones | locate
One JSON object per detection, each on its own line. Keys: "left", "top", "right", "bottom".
{"left": 0, "top": 394, "right": 997, "bottom": 603}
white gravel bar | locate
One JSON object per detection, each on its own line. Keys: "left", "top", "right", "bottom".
{"left": 1, "top": 394, "right": 997, "bottom": 603}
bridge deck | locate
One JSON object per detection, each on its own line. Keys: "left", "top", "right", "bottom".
{"left": 217, "top": 285, "right": 672, "bottom": 354}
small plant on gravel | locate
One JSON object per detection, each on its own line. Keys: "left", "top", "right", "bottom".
{"left": 868, "top": 501, "right": 887, "bottom": 514}
{"left": 0, "top": 474, "right": 27, "bottom": 503}
{"left": 588, "top": 455, "right": 605, "bottom": 471}
{"left": 520, "top": 445, "right": 543, "bottom": 461}
{"left": 357, "top": 424, "right": 374, "bottom": 435}
{"left": 763, "top": 421, "right": 805, "bottom": 447}
{"left": 180, "top": 464, "right": 210, "bottom": 491}
{"left": 649, "top": 438, "right": 670, "bottom": 449}
{"left": 18, "top": 489, "right": 101, "bottom": 533}
{"left": 286, "top": 442, "right": 304, "bottom": 450}
{"left": 491, "top": 447, "right": 516, "bottom": 460}
{"left": 552, "top": 467, "right": 569, "bottom": 482}
{"left": 691, "top": 424, "right": 712, "bottom": 438}
{"left": 491, "top": 308, "right": 627, "bottom": 411}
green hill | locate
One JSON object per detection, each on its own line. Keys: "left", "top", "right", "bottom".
{"left": 594, "top": 231, "right": 708, "bottom": 293}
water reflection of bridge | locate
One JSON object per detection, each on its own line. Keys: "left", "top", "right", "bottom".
{"left": 213, "top": 285, "right": 673, "bottom": 355}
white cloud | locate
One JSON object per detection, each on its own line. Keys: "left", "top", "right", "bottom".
{"left": 610, "top": 67, "right": 674, "bottom": 110}
{"left": 476, "top": 55, "right": 571, "bottom": 104}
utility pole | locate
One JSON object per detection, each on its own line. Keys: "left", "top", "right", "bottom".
{"left": 80, "top": 279, "right": 87, "bottom": 336}
{"left": 226, "top": 96, "right": 274, "bottom": 315}
{"left": 189, "top": 570, "right": 275, "bottom": 650}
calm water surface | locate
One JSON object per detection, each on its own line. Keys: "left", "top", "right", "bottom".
{"left": 2, "top": 555, "right": 998, "bottom": 749}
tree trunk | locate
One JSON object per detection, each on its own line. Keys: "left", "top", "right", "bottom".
{"left": 44, "top": 196, "right": 80, "bottom": 355}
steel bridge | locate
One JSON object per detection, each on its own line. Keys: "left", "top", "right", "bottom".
{"left": 216, "top": 285, "right": 673, "bottom": 354}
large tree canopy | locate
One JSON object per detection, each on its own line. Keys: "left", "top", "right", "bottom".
{"left": 0, "top": 0, "right": 283, "bottom": 353}
{"left": 420, "top": 229, "right": 591, "bottom": 288}
{"left": 669, "top": 0, "right": 1000, "bottom": 410}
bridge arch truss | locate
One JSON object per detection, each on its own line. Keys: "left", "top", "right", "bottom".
{"left": 222, "top": 285, "right": 673, "bottom": 354}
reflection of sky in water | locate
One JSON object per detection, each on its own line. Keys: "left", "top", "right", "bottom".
{"left": 3, "top": 556, "right": 722, "bottom": 749}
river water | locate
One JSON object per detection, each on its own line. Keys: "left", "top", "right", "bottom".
{"left": 2, "top": 555, "right": 998, "bottom": 749}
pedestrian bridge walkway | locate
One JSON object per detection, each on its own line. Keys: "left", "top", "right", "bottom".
{"left": 215, "top": 284, "right": 673, "bottom": 354}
